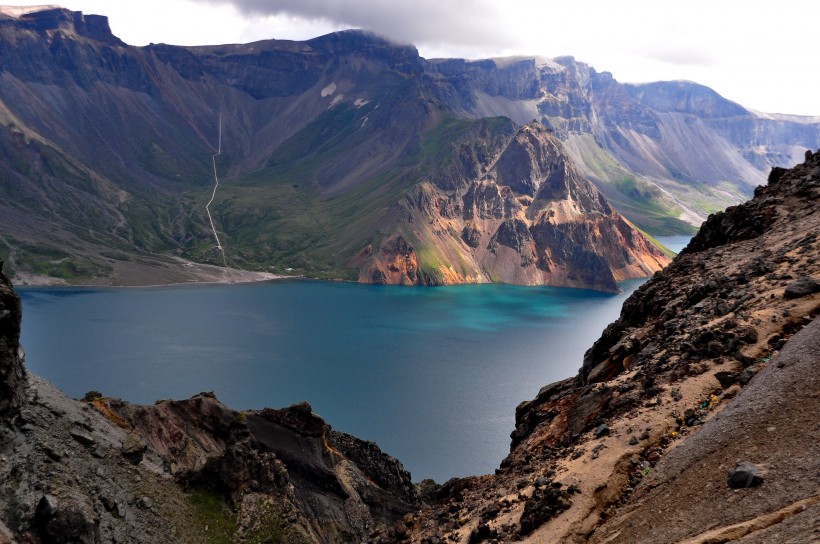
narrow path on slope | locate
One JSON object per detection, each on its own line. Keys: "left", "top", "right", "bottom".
{"left": 204, "top": 113, "right": 229, "bottom": 275}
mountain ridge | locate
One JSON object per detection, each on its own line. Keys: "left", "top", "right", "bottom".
{"left": 0, "top": 6, "right": 818, "bottom": 287}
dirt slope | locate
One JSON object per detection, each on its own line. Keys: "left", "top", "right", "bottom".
{"left": 589, "top": 317, "right": 820, "bottom": 543}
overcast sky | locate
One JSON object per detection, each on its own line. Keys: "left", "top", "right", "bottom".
{"left": 9, "top": 0, "right": 820, "bottom": 116}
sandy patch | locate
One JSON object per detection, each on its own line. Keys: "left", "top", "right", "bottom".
{"left": 320, "top": 82, "right": 337, "bottom": 97}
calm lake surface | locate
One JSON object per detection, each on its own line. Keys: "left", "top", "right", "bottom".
{"left": 19, "top": 278, "right": 647, "bottom": 482}
{"left": 657, "top": 234, "right": 693, "bottom": 254}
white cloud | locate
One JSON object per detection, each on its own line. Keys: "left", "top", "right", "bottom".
{"left": 202, "top": 0, "right": 510, "bottom": 49}
{"left": 639, "top": 47, "right": 718, "bottom": 68}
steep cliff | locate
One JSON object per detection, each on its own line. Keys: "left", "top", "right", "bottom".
{"left": 354, "top": 121, "right": 669, "bottom": 291}
{"left": 0, "top": 261, "right": 24, "bottom": 413}
{"left": 387, "top": 151, "right": 819, "bottom": 543}
{"left": 0, "top": 6, "right": 816, "bottom": 287}
{"left": 101, "top": 396, "right": 419, "bottom": 543}
{"left": 431, "top": 57, "right": 820, "bottom": 226}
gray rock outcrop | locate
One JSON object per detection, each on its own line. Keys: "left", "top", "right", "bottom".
{"left": 0, "top": 261, "right": 24, "bottom": 413}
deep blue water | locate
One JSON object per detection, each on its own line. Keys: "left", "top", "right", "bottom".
{"left": 18, "top": 279, "right": 646, "bottom": 482}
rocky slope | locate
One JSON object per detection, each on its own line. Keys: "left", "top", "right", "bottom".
{"left": 0, "top": 263, "right": 419, "bottom": 543}
{"left": 382, "top": 150, "right": 819, "bottom": 543}
{"left": 0, "top": 6, "right": 816, "bottom": 286}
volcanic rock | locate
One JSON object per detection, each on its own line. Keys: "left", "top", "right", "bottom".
{"left": 0, "top": 262, "right": 25, "bottom": 413}
{"left": 727, "top": 461, "right": 764, "bottom": 489}
{"left": 389, "top": 150, "right": 819, "bottom": 544}
{"left": 120, "top": 432, "right": 147, "bottom": 465}
{"left": 783, "top": 277, "right": 819, "bottom": 299}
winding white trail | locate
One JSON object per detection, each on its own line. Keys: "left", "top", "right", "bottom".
{"left": 205, "top": 113, "right": 228, "bottom": 270}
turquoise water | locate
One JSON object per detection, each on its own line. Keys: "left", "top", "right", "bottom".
{"left": 656, "top": 234, "right": 693, "bottom": 254}
{"left": 18, "top": 279, "right": 645, "bottom": 482}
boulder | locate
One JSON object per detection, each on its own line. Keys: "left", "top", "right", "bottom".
{"left": 121, "top": 433, "right": 147, "bottom": 465}
{"left": 35, "top": 494, "right": 98, "bottom": 544}
{"left": 783, "top": 277, "right": 819, "bottom": 299}
{"left": 566, "top": 387, "right": 612, "bottom": 437}
{"left": 519, "top": 481, "right": 572, "bottom": 535}
{"left": 727, "top": 461, "right": 764, "bottom": 489}
{"left": 69, "top": 428, "right": 95, "bottom": 447}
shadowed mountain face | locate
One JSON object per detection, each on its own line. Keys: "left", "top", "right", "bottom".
{"left": 0, "top": 7, "right": 816, "bottom": 286}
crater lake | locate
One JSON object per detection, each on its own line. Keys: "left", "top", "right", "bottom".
{"left": 19, "top": 278, "right": 647, "bottom": 482}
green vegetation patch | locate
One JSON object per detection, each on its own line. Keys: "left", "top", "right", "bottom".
{"left": 186, "top": 488, "right": 237, "bottom": 544}
{"left": 633, "top": 226, "right": 677, "bottom": 259}
{"left": 611, "top": 176, "right": 668, "bottom": 216}
{"left": 12, "top": 242, "right": 112, "bottom": 280}
{"left": 267, "top": 103, "right": 371, "bottom": 170}
{"left": 416, "top": 245, "right": 446, "bottom": 283}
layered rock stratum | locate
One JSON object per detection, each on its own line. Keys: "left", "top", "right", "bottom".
{"left": 353, "top": 121, "right": 669, "bottom": 291}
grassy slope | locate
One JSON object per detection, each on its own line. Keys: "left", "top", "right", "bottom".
{"left": 563, "top": 134, "right": 698, "bottom": 236}
{"left": 186, "top": 103, "right": 417, "bottom": 278}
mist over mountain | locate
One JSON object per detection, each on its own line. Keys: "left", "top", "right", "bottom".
{"left": 0, "top": 6, "right": 817, "bottom": 287}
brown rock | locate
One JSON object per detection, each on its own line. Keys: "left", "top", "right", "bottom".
{"left": 121, "top": 433, "right": 146, "bottom": 465}
{"left": 783, "top": 277, "right": 819, "bottom": 299}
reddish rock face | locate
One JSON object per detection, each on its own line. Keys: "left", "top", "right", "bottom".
{"left": 357, "top": 123, "right": 670, "bottom": 291}
{"left": 103, "top": 395, "right": 419, "bottom": 542}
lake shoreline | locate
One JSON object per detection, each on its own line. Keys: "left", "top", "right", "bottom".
{"left": 9, "top": 235, "right": 692, "bottom": 290}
